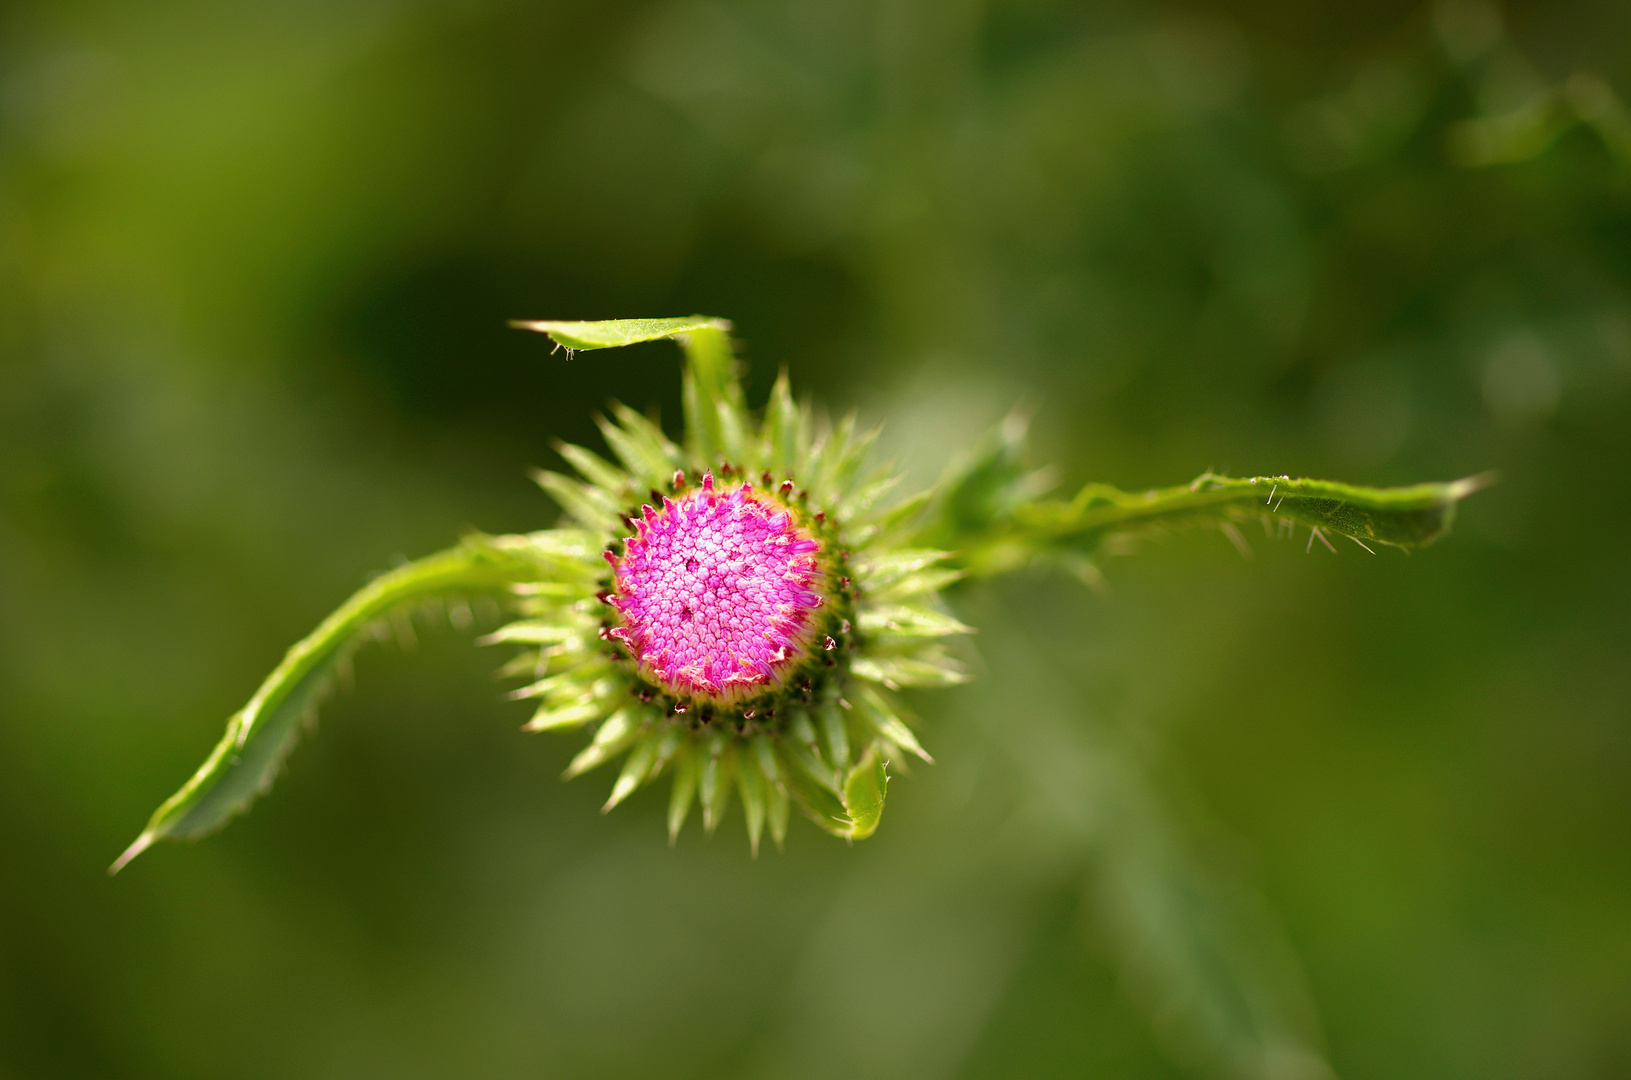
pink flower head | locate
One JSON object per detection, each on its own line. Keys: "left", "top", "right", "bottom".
{"left": 605, "top": 472, "right": 827, "bottom": 706}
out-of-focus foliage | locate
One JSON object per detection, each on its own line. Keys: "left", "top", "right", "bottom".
{"left": 2, "top": 1, "right": 1628, "bottom": 1079}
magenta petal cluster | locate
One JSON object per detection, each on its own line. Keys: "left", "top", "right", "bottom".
{"left": 605, "top": 473, "right": 827, "bottom": 705}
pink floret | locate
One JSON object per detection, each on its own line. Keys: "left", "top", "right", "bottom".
{"left": 608, "top": 478, "right": 826, "bottom": 705}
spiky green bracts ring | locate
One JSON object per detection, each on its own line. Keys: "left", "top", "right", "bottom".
{"left": 487, "top": 322, "right": 965, "bottom": 855}
{"left": 112, "top": 317, "right": 1488, "bottom": 871}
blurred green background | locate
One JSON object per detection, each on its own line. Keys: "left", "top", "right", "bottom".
{"left": 3, "top": 0, "right": 1629, "bottom": 1077}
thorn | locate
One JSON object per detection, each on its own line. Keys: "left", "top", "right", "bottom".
{"left": 1349, "top": 535, "right": 1376, "bottom": 554}
{"left": 779, "top": 480, "right": 794, "bottom": 496}
{"left": 1267, "top": 483, "right": 1277, "bottom": 505}
{"left": 1220, "top": 521, "right": 1251, "bottom": 559}
{"left": 1306, "top": 526, "right": 1317, "bottom": 554}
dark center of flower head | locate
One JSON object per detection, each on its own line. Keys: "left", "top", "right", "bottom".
{"left": 605, "top": 472, "right": 827, "bottom": 707}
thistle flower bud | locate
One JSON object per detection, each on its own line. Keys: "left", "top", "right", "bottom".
{"left": 492, "top": 324, "right": 970, "bottom": 853}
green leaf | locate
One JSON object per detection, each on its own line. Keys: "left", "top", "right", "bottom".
{"left": 840, "top": 746, "right": 889, "bottom": 841}
{"left": 496, "top": 529, "right": 603, "bottom": 572}
{"left": 804, "top": 411, "right": 861, "bottom": 505}
{"left": 111, "top": 537, "right": 537, "bottom": 873}
{"left": 751, "top": 735, "right": 791, "bottom": 850}
{"left": 523, "top": 680, "right": 619, "bottom": 732}
{"left": 851, "top": 648, "right": 970, "bottom": 690}
{"left": 713, "top": 396, "right": 750, "bottom": 468}
{"left": 918, "top": 410, "right": 1490, "bottom": 574}
{"left": 531, "top": 469, "right": 623, "bottom": 532}
{"left": 765, "top": 770, "right": 791, "bottom": 850}
{"left": 553, "top": 441, "right": 632, "bottom": 499}
{"left": 784, "top": 715, "right": 840, "bottom": 794}
{"left": 603, "top": 728, "right": 664, "bottom": 811}
{"left": 936, "top": 462, "right": 1492, "bottom": 577}
{"left": 751, "top": 734, "right": 782, "bottom": 785}
{"left": 915, "top": 410, "right": 1051, "bottom": 554}
{"left": 852, "top": 549, "right": 955, "bottom": 593}
{"left": 699, "top": 730, "right": 736, "bottom": 835}
{"left": 785, "top": 766, "right": 851, "bottom": 836}
{"left": 855, "top": 602, "right": 974, "bottom": 640}
{"left": 520, "top": 316, "right": 743, "bottom": 468}
{"left": 782, "top": 730, "right": 889, "bottom": 842}
{"left": 852, "top": 687, "right": 934, "bottom": 764}
{"left": 817, "top": 701, "right": 850, "bottom": 772}
{"left": 839, "top": 472, "right": 902, "bottom": 522}
{"left": 1057, "top": 472, "right": 1489, "bottom": 549}
{"left": 859, "top": 489, "right": 934, "bottom": 545}
{"left": 667, "top": 745, "right": 699, "bottom": 845}
{"left": 481, "top": 621, "right": 586, "bottom": 646}
{"left": 761, "top": 369, "right": 804, "bottom": 476}
{"left": 562, "top": 710, "right": 641, "bottom": 780}
{"left": 509, "top": 315, "right": 730, "bottom": 352}
{"left": 737, "top": 753, "right": 768, "bottom": 857}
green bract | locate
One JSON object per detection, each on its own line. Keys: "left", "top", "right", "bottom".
{"left": 113, "top": 317, "right": 1485, "bottom": 871}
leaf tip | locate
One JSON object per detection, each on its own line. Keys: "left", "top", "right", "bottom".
{"left": 1448, "top": 470, "right": 1500, "bottom": 501}
{"left": 602, "top": 778, "right": 637, "bottom": 813}
{"left": 108, "top": 832, "right": 155, "bottom": 876}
